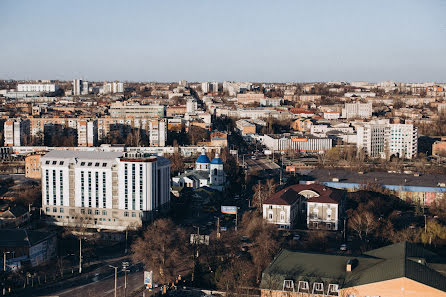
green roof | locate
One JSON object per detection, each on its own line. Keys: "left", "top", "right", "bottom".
{"left": 261, "top": 241, "right": 446, "bottom": 292}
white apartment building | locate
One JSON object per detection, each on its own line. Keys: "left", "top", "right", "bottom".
{"left": 41, "top": 150, "right": 171, "bottom": 231}
{"left": 17, "top": 84, "right": 58, "bottom": 93}
{"left": 149, "top": 119, "right": 167, "bottom": 147}
{"left": 4, "top": 119, "right": 30, "bottom": 146}
{"left": 186, "top": 98, "right": 198, "bottom": 114}
{"left": 77, "top": 120, "right": 98, "bottom": 147}
{"left": 356, "top": 119, "right": 418, "bottom": 159}
{"left": 201, "top": 82, "right": 210, "bottom": 94}
{"left": 262, "top": 134, "right": 333, "bottom": 153}
{"left": 343, "top": 102, "right": 372, "bottom": 119}
{"left": 109, "top": 102, "right": 165, "bottom": 118}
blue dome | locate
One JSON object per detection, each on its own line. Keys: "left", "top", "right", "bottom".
{"left": 196, "top": 154, "right": 211, "bottom": 164}
{"left": 211, "top": 157, "right": 223, "bottom": 165}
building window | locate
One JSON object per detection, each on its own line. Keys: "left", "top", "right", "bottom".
{"left": 102, "top": 172, "right": 106, "bottom": 208}
{"left": 81, "top": 209, "right": 85, "bottom": 214}
{"left": 139, "top": 164, "right": 143, "bottom": 210}
{"left": 102, "top": 210, "right": 107, "bottom": 216}
{"left": 124, "top": 211, "right": 129, "bottom": 217}
{"left": 124, "top": 164, "right": 128, "bottom": 210}
{"left": 280, "top": 211, "right": 285, "bottom": 222}
{"left": 46, "top": 207, "right": 50, "bottom": 212}
{"left": 88, "top": 209, "right": 92, "bottom": 215}
{"left": 60, "top": 208, "right": 64, "bottom": 213}
{"left": 53, "top": 207, "right": 57, "bottom": 212}
{"left": 95, "top": 210, "right": 99, "bottom": 215}
{"left": 132, "top": 164, "right": 136, "bottom": 210}
{"left": 88, "top": 171, "right": 92, "bottom": 207}
{"left": 81, "top": 171, "right": 85, "bottom": 207}
{"left": 60, "top": 170, "right": 63, "bottom": 205}
{"left": 52, "top": 170, "right": 56, "bottom": 205}
{"left": 132, "top": 212, "right": 136, "bottom": 217}
{"left": 45, "top": 169, "right": 50, "bottom": 205}
{"left": 95, "top": 172, "right": 99, "bottom": 208}
{"left": 268, "top": 212, "right": 273, "bottom": 220}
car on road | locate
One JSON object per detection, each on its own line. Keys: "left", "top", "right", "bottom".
{"left": 340, "top": 243, "right": 348, "bottom": 251}
{"left": 292, "top": 234, "right": 301, "bottom": 241}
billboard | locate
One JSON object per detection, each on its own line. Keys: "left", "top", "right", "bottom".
{"left": 264, "top": 150, "right": 272, "bottom": 155}
{"left": 221, "top": 206, "right": 237, "bottom": 215}
{"left": 291, "top": 137, "right": 308, "bottom": 142}
{"left": 144, "top": 271, "right": 153, "bottom": 289}
{"left": 286, "top": 166, "right": 296, "bottom": 172}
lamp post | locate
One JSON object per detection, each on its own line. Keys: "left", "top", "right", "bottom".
{"left": 3, "top": 251, "right": 12, "bottom": 272}
{"left": 109, "top": 265, "right": 118, "bottom": 297}
{"left": 122, "top": 262, "right": 130, "bottom": 297}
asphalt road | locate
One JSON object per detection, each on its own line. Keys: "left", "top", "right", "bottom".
{"left": 50, "top": 268, "right": 144, "bottom": 297}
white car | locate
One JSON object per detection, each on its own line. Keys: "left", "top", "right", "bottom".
{"left": 340, "top": 243, "right": 348, "bottom": 251}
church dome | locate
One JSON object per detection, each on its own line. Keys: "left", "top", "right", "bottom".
{"left": 211, "top": 154, "right": 223, "bottom": 165}
{"left": 196, "top": 154, "right": 211, "bottom": 164}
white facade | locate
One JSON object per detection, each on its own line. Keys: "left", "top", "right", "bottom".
{"left": 262, "top": 134, "right": 333, "bottom": 153}
{"left": 202, "top": 82, "right": 210, "bottom": 94}
{"left": 149, "top": 119, "right": 167, "bottom": 147}
{"left": 41, "top": 150, "right": 171, "bottom": 230}
{"left": 344, "top": 102, "right": 372, "bottom": 119}
{"left": 72, "top": 79, "right": 81, "bottom": 96}
{"left": 263, "top": 204, "right": 296, "bottom": 229}
{"left": 17, "top": 84, "right": 58, "bottom": 93}
{"left": 356, "top": 119, "right": 418, "bottom": 159}
{"left": 77, "top": 120, "right": 98, "bottom": 147}
{"left": 4, "top": 119, "right": 29, "bottom": 146}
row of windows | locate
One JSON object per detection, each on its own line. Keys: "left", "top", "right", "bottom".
{"left": 45, "top": 160, "right": 64, "bottom": 165}
{"left": 79, "top": 162, "right": 108, "bottom": 167}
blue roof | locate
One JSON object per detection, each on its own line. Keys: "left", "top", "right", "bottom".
{"left": 211, "top": 157, "right": 223, "bottom": 165}
{"left": 196, "top": 154, "right": 210, "bottom": 164}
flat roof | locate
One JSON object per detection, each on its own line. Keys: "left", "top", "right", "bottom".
{"left": 306, "top": 169, "right": 446, "bottom": 188}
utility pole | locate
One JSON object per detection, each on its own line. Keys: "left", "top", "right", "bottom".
{"left": 217, "top": 217, "right": 221, "bottom": 239}
{"left": 79, "top": 238, "right": 82, "bottom": 274}
{"left": 109, "top": 265, "right": 118, "bottom": 297}
{"left": 424, "top": 215, "right": 427, "bottom": 233}
{"left": 124, "top": 229, "right": 128, "bottom": 254}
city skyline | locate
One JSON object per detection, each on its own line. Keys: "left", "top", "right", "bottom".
{"left": 1, "top": 0, "right": 446, "bottom": 82}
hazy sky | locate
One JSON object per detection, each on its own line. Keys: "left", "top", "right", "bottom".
{"left": 1, "top": 0, "right": 445, "bottom": 82}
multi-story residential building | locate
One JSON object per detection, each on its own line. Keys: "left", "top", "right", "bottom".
{"left": 343, "top": 102, "right": 372, "bottom": 119}
{"left": 109, "top": 102, "right": 165, "bottom": 118}
{"left": 261, "top": 241, "right": 446, "bottom": 297}
{"left": 41, "top": 150, "right": 171, "bottom": 231}
{"left": 77, "top": 120, "right": 98, "bottom": 147}
{"left": 149, "top": 119, "right": 167, "bottom": 147}
{"left": 25, "top": 151, "right": 46, "bottom": 179}
{"left": 433, "top": 138, "right": 446, "bottom": 157}
{"left": 356, "top": 119, "right": 418, "bottom": 159}
{"left": 17, "top": 84, "right": 58, "bottom": 93}
{"left": 72, "top": 79, "right": 82, "bottom": 96}
{"left": 201, "top": 82, "right": 210, "bottom": 94}
{"left": 262, "top": 134, "right": 333, "bottom": 153}
{"left": 4, "top": 119, "right": 30, "bottom": 146}
{"left": 237, "top": 92, "right": 265, "bottom": 105}
{"left": 235, "top": 119, "right": 256, "bottom": 135}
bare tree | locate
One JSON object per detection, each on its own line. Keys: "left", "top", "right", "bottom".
{"left": 131, "top": 218, "right": 192, "bottom": 285}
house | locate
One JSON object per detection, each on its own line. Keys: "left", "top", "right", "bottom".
{"left": 0, "top": 229, "right": 57, "bottom": 270}
{"left": 0, "top": 204, "right": 30, "bottom": 228}
{"left": 172, "top": 152, "right": 226, "bottom": 191}
{"left": 260, "top": 241, "right": 446, "bottom": 297}
{"left": 262, "top": 184, "right": 344, "bottom": 230}
{"left": 262, "top": 187, "right": 303, "bottom": 229}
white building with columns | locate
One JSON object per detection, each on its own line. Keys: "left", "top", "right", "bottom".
{"left": 41, "top": 150, "right": 171, "bottom": 231}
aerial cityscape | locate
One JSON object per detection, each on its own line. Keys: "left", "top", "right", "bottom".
{"left": 1, "top": 1, "right": 446, "bottom": 297}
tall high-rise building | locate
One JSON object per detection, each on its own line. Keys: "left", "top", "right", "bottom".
{"left": 149, "top": 119, "right": 167, "bottom": 147}
{"left": 3, "top": 119, "right": 30, "bottom": 146}
{"left": 81, "top": 81, "right": 89, "bottom": 95}
{"left": 77, "top": 120, "right": 98, "bottom": 147}
{"left": 73, "top": 79, "right": 81, "bottom": 96}
{"left": 201, "top": 82, "right": 210, "bottom": 94}
{"left": 41, "top": 151, "right": 171, "bottom": 230}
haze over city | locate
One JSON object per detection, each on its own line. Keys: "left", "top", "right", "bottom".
{"left": 1, "top": 0, "right": 446, "bottom": 82}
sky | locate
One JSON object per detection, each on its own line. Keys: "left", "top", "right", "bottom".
{"left": 1, "top": 0, "right": 445, "bottom": 83}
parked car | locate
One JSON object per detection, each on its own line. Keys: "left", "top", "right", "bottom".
{"left": 340, "top": 243, "right": 348, "bottom": 251}
{"left": 292, "top": 234, "right": 301, "bottom": 241}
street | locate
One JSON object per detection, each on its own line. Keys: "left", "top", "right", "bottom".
{"left": 46, "top": 268, "right": 144, "bottom": 297}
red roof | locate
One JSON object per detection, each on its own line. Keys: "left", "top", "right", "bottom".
{"left": 264, "top": 184, "right": 343, "bottom": 206}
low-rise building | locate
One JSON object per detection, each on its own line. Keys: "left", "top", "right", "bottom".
{"left": 25, "top": 151, "right": 46, "bottom": 179}
{"left": 260, "top": 241, "right": 446, "bottom": 297}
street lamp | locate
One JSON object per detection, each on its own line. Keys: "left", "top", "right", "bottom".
{"left": 3, "top": 251, "right": 12, "bottom": 272}
{"left": 122, "top": 262, "right": 130, "bottom": 297}
{"left": 109, "top": 265, "right": 118, "bottom": 297}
